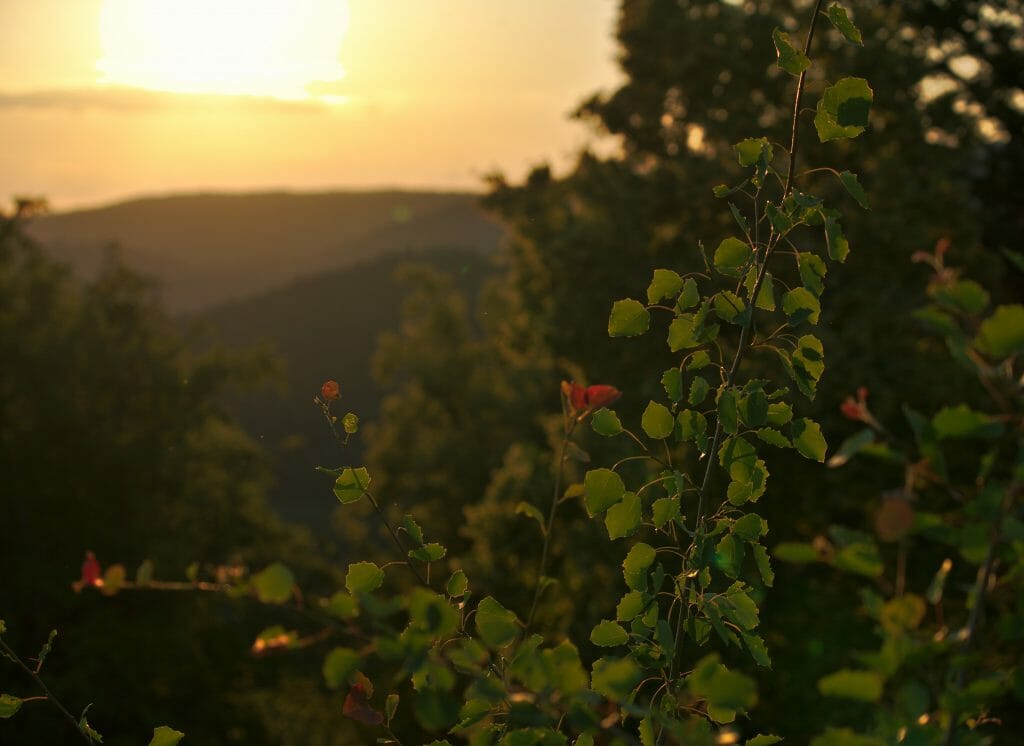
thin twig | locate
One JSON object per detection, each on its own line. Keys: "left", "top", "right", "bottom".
{"left": 0, "top": 638, "right": 92, "bottom": 743}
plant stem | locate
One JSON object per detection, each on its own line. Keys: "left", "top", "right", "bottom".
{"left": 524, "top": 419, "right": 577, "bottom": 635}
{"left": 942, "top": 479, "right": 1020, "bottom": 746}
{"left": 0, "top": 638, "right": 92, "bottom": 744}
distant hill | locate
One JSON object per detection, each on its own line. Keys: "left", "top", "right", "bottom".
{"left": 27, "top": 190, "right": 504, "bottom": 311}
{"left": 196, "top": 247, "right": 496, "bottom": 527}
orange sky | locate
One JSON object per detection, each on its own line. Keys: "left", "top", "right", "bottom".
{"left": 0, "top": 1, "right": 621, "bottom": 210}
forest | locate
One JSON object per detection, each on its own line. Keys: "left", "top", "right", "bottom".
{"left": 2, "top": 1, "right": 1023, "bottom": 744}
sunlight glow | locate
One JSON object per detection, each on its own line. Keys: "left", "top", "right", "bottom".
{"left": 97, "top": 0, "right": 348, "bottom": 102}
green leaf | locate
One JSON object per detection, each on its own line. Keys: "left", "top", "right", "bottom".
{"left": 617, "top": 591, "right": 646, "bottom": 622}
{"left": 827, "top": 4, "right": 863, "bottom": 44}
{"left": 409, "top": 543, "right": 447, "bottom": 562}
{"left": 832, "top": 543, "right": 883, "bottom": 577}
{"left": 732, "top": 513, "right": 767, "bottom": 541}
{"left": 810, "top": 729, "right": 883, "bottom": 746}
{"left": 0, "top": 694, "right": 22, "bottom": 718}
{"left": 668, "top": 315, "right": 699, "bottom": 351}
{"left": 838, "top": 171, "right": 869, "bottom": 209}
{"left": 748, "top": 736, "right": 783, "bottom": 746}
{"left": 714, "top": 291, "right": 748, "bottom": 325}
{"left": 623, "top": 543, "right": 656, "bottom": 591}
{"left": 591, "top": 407, "right": 623, "bottom": 436}
{"left": 583, "top": 468, "right": 625, "bottom": 516}
{"left": 734, "top": 137, "right": 773, "bottom": 168}
{"left": 402, "top": 514, "right": 425, "bottom": 545}
{"left": 975, "top": 304, "right": 1024, "bottom": 357}
{"left": 689, "top": 655, "right": 758, "bottom": 712}
{"left": 515, "top": 501, "right": 545, "bottom": 527}
{"left": 642, "top": 401, "right": 674, "bottom": 439}
{"left": 932, "top": 404, "right": 1003, "bottom": 439}
{"left": 824, "top": 212, "right": 850, "bottom": 262}
{"left": 744, "top": 268, "right": 776, "bottom": 310}
{"left": 408, "top": 588, "right": 459, "bottom": 637}
{"left": 590, "top": 620, "right": 629, "bottom": 647}
{"left": 345, "top": 561, "right": 384, "bottom": 595}
{"left": 647, "top": 269, "right": 684, "bottom": 304}
{"left": 689, "top": 377, "right": 711, "bottom": 406}
{"left": 714, "top": 237, "right": 753, "bottom": 277}
{"left": 446, "top": 570, "right": 469, "bottom": 598}
{"left": 773, "top": 542, "right": 819, "bottom": 563}
{"left": 652, "top": 497, "right": 681, "bottom": 530}
{"left": 791, "top": 418, "right": 827, "bottom": 462}
{"left": 739, "top": 389, "right": 768, "bottom": 427}
{"left": 752, "top": 545, "right": 774, "bottom": 587}
{"left": 818, "top": 670, "right": 884, "bottom": 702}
{"left": 322, "top": 647, "right": 361, "bottom": 689}
{"left": 385, "top": 693, "right": 400, "bottom": 723}
{"left": 814, "top": 77, "right": 873, "bottom": 141}
{"left": 591, "top": 657, "right": 642, "bottom": 701}
{"left": 475, "top": 597, "right": 519, "bottom": 648}
{"left": 717, "top": 388, "right": 739, "bottom": 434}
{"left": 342, "top": 412, "right": 359, "bottom": 434}
{"left": 677, "top": 409, "right": 708, "bottom": 448}
{"left": 640, "top": 716, "right": 655, "bottom": 746}
{"left": 608, "top": 299, "right": 651, "bottom": 337}
{"left": 930, "top": 279, "right": 989, "bottom": 315}
{"left": 715, "top": 534, "right": 744, "bottom": 578}
{"left": 678, "top": 277, "right": 700, "bottom": 309}
{"left": 792, "top": 335, "right": 825, "bottom": 399}
{"left": 605, "top": 492, "right": 641, "bottom": 539}
{"left": 782, "top": 288, "right": 821, "bottom": 325}
{"left": 324, "top": 591, "right": 359, "bottom": 620}
{"left": 148, "top": 726, "right": 185, "bottom": 746}
{"left": 767, "top": 402, "right": 793, "bottom": 425}
{"left": 755, "top": 428, "right": 791, "bottom": 448}
{"left": 798, "top": 253, "right": 827, "bottom": 296}
{"left": 252, "top": 562, "right": 294, "bottom": 604}
{"left": 772, "top": 28, "right": 810, "bottom": 75}
{"left": 451, "top": 699, "right": 491, "bottom": 732}
{"left": 742, "top": 632, "right": 771, "bottom": 668}
{"left": 334, "top": 467, "right": 371, "bottom": 504}
{"left": 826, "top": 429, "right": 875, "bottom": 468}
{"left": 661, "top": 368, "right": 683, "bottom": 402}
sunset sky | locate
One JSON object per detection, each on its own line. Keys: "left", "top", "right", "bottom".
{"left": 0, "top": 1, "right": 621, "bottom": 210}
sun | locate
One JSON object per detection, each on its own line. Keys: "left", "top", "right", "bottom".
{"left": 96, "top": 0, "right": 348, "bottom": 102}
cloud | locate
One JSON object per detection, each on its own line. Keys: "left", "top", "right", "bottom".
{"left": 0, "top": 85, "right": 334, "bottom": 113}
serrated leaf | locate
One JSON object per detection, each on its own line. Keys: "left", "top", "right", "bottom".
{"left": 345, "top": 562, "right": 384, "bottom": 595}
{"left": 668, "top": 315, "right": 699, "bottom": 351}
{"left": 475, "top": 597, "right": 519, "bottom": 648}
{"left": 583, "top": 468, "right": 625, "bottom": 516}
{"left": 642, "top": 401, "right": 674, "bottom": 439}
{"left": 744, "top": 268, "right": 776, "bottom": 310}
{"left": 827, "top": 4, "right": 863, "bottom": 44}
{"left": 824, "top": 212, "right": 850, "bottom": 262}
{"left": 714, "top": 237, "right": 753, "bottom": 277}
{"left": 334, "top": 467, "right": 371, "bottom": 504}
{"left": 608, "top": 299, "right": 651, "bottom": 337}
{"left": 838, "top": 171, "right": 869, "bottom": 209}
{"left": 755, "top": 428, "right": 791, "bottom": 448}
{"left": 678, "top": 277, "right": 700, "bottom": 310}
{"left": 652, "top": 497, "right": 681, "bottom": 530}
{"left": 591, "top": 657, "right": 642, "bottom": 701}
{"left": 798, "top": 252, "right": 827, "bottom": 297}
{"left": 661, "top": 368, "right": 683, "bottom": 402}
{"left": 732, "top": 513, "right": 767, "bottom": 541}
{"left": 782, "top": 288, "right": 821, "bottom": 325}
{"left": 791, "top": 418, "right": 827, "bottom": 462}
{"left": 689, "top": 377, "right": 710, "bottom": 406}
{"left": 623, "top": 543, "right": 656, "bottom": 590}
{"left": 752, "top": 545, "right": 774, "bottom": 586}
{"left": 718, "top": 388, "right": 739, "bottom": 434}
{"left": 714, "top": 291, "right": 748, "bottom": 325}
{"left": 773, "top": 28, "right": 810, "bottom": 75}
{"left": 409, "top": 543, "right": 446, "bottom": 562}
{"left": 342, "top": 412, "right": 359, "bottom": 434}
{"left": 734, "top": 137, "right": 772, "bottom": 167}
{"left": 446, "top": 570, "right": 469, "bottom": 598}
{"left": 647, "top": 269, "right": 684, "bottom": 304}
{"left": 402, "top": 514, "right": 425, "bottom": 546}
{"left": 591, "top": 407, "right": 623, "bottom": 436}
{"left": 590, "top": 620, "right": 629, "bottom": 647}
{"left": 814, "top": 77, "right": 873, "bottom": 141}
{"left": 148, "top": 726, "right": 185, "bottom": 746}
{"left": 605, "top": 492, "right": 641, "bottom": 539}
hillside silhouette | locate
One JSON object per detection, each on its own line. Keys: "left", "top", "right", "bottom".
{"left": 28, "top": 190, "right": 504, "bottom": 311}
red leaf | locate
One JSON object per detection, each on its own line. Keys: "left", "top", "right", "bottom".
{"left": 321, "top": 380, "right": 341, "bottom": 401}
{"left": 343, "top": 682, "right": 383, "bottom": 725}
{"left": 585, "top": 385, "right": 622, "bottom": 409}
